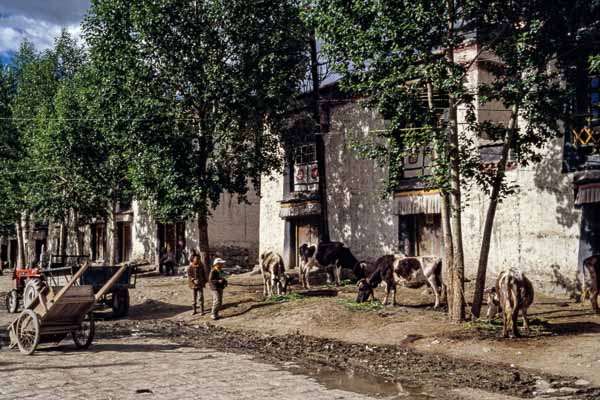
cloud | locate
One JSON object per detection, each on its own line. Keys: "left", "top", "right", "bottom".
{"left": 0, "top": 1, "right": 90, "bottom": 25}
{"left": 0, "top": 1, "right": 88, "bottom": 56}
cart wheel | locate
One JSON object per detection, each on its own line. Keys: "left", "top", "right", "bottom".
{"left": 5, "top": 289, "right": 19, "bottom": 313}
{"left": 72, "top": 313, "right": 95, "bottom": 349}
{"left": 112, "top": 289, "right": 130, "bottom": 318}
{"left": 16, "top": 309, "right": 40, "bottom": 355}
{"left": 23, "top": 279, "right": 43, "bottom": 309}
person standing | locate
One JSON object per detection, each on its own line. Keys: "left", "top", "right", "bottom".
{"left": 209, "top": 258, "right": 228, "bottom": 320}
{"left": 160, "top": 244, "right": 176, "bottom": 276}
{"left": 187, "top": 250, "right": 206, "bottom": 315}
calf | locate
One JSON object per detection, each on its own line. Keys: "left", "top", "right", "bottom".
{"left": 581, "top": 255, "right": 600, "bottom": 314}
{"left": 260, "top": 251, "right": 289, "bottom": 297}
{"left": 485, "top": 269, "right": 534, "bottom": 338}
{"left": 299, "top": 242, "right": 359, "bottom": 289}
{"left": 356, "top": 254, "right": 443, "bottom": 308}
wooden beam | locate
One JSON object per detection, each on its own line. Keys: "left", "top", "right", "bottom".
{"left": 94, "top": 264, "right": 129, "bottom": 301}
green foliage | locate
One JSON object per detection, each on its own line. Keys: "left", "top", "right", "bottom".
{"left": 7, "top": 31, "right": 113, "bottom": 224}
{"left": 337, "top": 298, "right": 383, "bottom": 312}
{"left": 264, "top": 293, "right": 304, "bottom": 304}
{"left": 83, "top": 0, "right": 309, "bottom": 223}
{"left": 590, "top": 55, "right": 600, "bottom": 73}
{"left": 307, "top": 0, "right": 477, "bottom": 194}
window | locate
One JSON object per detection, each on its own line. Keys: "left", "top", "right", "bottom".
{"left": 292, "top": 135, "right": 319, "bottom": 193}
{"left": 564, "top": 53, "right": 600, "bottom": 171}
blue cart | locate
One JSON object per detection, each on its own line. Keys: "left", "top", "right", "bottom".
{"left": 48, "top": 255, "right": 137, "bottom": 318}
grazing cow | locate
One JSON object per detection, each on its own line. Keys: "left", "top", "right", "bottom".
{"left": 581, "top": 255, "right": 600, "bottom": 314}
{"left": 485, "top": 269, "right": 534, "bottom": 338}
{"left": 260, "top": 251, "right": 289, "bottom": 297}
{"left": 356, "top": 254, "right": 444, "bottom": 308}
{"left": 298, "top": 242, "right": 360, "bottom": 288}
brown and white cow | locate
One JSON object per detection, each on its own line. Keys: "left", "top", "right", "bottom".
{"left": 581, "top": 255, "right": 600, "bottom": 314}
{"left": 298, "top": 242, "right": 361, "bottom": 289}
{"left": 260, "top": 251, "right": 289, "bottom": 297}
{"left": 485, "top": 269, "right": 534, "bottom": 338}
{"left": 356, "top": 254, "right": 444, "bottom": 308}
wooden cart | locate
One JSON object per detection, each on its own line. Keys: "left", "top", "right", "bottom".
{"left": 7, "top": 262, "right": 129, "bottom": 355}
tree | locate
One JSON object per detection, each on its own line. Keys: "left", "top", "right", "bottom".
{"left": 2, "top": 40, "right": 43, "bottom": 267}
{"left": 309, "top": 0, "right": 479, "bottom": 321}
{"left": 84, "top": 0, "right": 308, "bottom": 268}
{"left": 469, "top": 0, "right": 600, "bottom": 317}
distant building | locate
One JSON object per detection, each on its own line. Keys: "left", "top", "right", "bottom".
{"left": 1, "top": 192, "right": 260, "bottom": 269}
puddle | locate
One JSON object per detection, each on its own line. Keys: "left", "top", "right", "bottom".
{"left": 286, "top": 365, "right": 438, "bottom": 399}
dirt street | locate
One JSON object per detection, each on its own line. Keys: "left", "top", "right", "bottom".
{"left": 2, "top": 268, "right": 600, "bottom": 399}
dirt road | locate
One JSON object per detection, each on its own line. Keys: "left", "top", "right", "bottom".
{"left": 2, "top": 268, "right": 600, "bottom": 399}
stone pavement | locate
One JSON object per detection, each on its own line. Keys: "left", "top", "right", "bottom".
{"left": 0, "top": 338, "right": 375, "bottom": 400}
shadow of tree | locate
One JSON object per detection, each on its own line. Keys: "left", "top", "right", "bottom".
{"left": 532, "top": 141, "right": 579, "bottom": 228}
{"left": 325, "top": 103, "right": 398, "bottom": 261}
{"left": 128, "top": 300, "right": 191, "bottom": 320}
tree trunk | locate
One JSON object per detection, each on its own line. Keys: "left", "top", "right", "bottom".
{"left": 109, "top": 196, "right": 118, "bottom": 264}
{"left": 15, "top": 219, "right": 25, "bottom": 269}
{"left": 197, "top": 209, "right": 211, "bottom": 279}
{"left": 73, "top": 209, "right": 82, "bottom": 256}
{"left": 441, "top": 192, "right": 455, "bottom": 316}
{"left": 471, "top": 105, "right": 519, "bottom": 318}
{"left": 22, "top": 213, "right": 32, "bottom": 266}
{"left": 446, "top": 0, "right": 465, "bottom": 322}
{"left": 426, "top": 82, "right": 455, "bottom": 313}
{"left": 59, "top": 212, "right": 69, "bottom": 256}
{"left": 310, "top": 30, "right": 330, "bottom": 243}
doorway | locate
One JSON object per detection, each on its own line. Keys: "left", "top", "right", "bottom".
{"left": 116, "top": 221, "right": 132, "bottom": 263}
{"left": 157, "top": 222, "right": 186, "bottom": 264}
{"left": 399, "top": 213, "right": 443, "bottom": 257}
{"left": 294, "top": 219, "right": 320, "bottom": 268}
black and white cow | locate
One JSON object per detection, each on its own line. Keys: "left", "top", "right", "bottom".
{"left": 356, "top": 254, "right": 444, "bottom": 308}
{"left": 298, "top": 242, "right": 361, "bottom": 289}
{"left": 260, "top": 251, "right": 289, "bottom": 297}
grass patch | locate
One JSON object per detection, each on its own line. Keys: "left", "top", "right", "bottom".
{"left": 465, "top": 316, "right": 549, "bottom": 334}
{"left": 465, "top": 318, "right": 503, "bottom": 332}
{"left": 264, "top": 293, "right": 304, "bottom": 304}
{"left": 338, "top": 298, "right": 384, "bottom": 312}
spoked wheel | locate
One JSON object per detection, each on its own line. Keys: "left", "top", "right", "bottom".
{"left": 16, "top": 309, "right": 40, "bottom": 355}
{"left": 5, "top": 289, "right": 19, "bottom": 313}
{"left": 23, "top": 279, "right": 43, "bottom": 309}
{"left": 72, "top": 313, "right": 95, "bottom": 349}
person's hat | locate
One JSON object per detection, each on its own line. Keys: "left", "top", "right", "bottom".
{"left": 212, "top": 258, "right": 226, "bottom": 267}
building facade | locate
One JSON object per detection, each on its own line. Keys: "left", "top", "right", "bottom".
{"left": 260, "top": 46, "right": 598, "bottom": 296}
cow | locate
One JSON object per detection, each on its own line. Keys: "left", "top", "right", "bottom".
{"left": 260, "top": 251, "right": 289, "bottom": 297}
{"left": 356, "top": 254, "right": 444, "bottom": 308}
{"left": 581, "top": 255, "right": 600, "bottom": 314}
{"left": 298, "top": 242, "right": 360, "bottom": 289}
{"left": 485, "top": 268, "right": 534, "bottom": 338}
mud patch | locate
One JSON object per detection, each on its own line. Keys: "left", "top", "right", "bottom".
{"left": 287, "top": 365, "right": 443, "bottom": 399}
{"left": 98, "top": 319, "right": 600, "bottom": 399}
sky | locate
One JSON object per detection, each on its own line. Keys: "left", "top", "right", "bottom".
{"left": 0, "top": 0, "right": 90, "bottom": 63}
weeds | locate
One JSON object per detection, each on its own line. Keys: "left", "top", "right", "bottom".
{"left": 264, "top": 293, "right": 304, "bottom": 304}
{"left": 338, "top": 298, "right": 384, "bottom": 312}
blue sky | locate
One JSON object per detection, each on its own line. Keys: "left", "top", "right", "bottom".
{"left": 0, "top": 1, "right": 90, "bottom": 63}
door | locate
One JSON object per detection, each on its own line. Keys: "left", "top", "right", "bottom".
{"left": 295, "top": 220, "right": 320, "bottom": 267}
{"left": 416, "top": 214, "right": 442, "bottom": 257}
{"left": 399, "top": 214, "right": 442, "bottom": 257}
{"left": 117, "top": 222, "right": 132, "bottom": 263}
